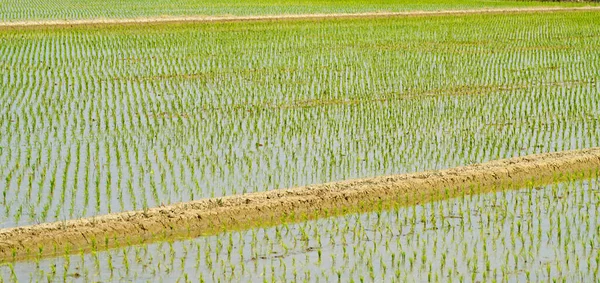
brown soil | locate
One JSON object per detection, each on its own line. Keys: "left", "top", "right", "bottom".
{"left": 0, "top": 148, "right": 599, "bottom": 262}
{"left": 1, "top": 7, "right": 600, "bottom": 28}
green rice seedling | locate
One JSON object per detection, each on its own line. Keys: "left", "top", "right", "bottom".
{"left": 0, "top": 6, "right": 600, "bottom": 282}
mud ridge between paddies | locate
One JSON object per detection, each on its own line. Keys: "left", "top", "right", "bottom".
{"left": 1, "top": 148, "right": 600, "bottom": 262}
{"left": 2, "top": 6, "right": 600, "bottom": 28}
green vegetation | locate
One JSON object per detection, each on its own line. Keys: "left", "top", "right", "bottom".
{"left": 1, "top": 12, "right": 599, "bottom": 228}
{"left": 0, "top": 0, "right": 596, "bottom": 22}
{"left": 1, "top": 4, "right": 600, "bottom": 281}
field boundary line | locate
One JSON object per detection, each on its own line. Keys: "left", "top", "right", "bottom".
{"left": 0, "top": 147, "right": 599, "bottom": 261}
{"left": 1, "top": 6, "right": 600, "bottom": 28}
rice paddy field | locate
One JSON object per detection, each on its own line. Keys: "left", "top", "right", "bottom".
{"left": 1, "top": 1, "right": 600, "bottom": 282}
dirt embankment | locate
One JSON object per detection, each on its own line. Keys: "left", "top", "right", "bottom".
{"left": 1, "top": 6, "right": 600, "bottom": 28}
{"left": 1, "top": 148, "right": 599, "bottom": 261}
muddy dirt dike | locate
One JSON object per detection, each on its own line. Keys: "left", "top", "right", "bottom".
{"left": 1, "top": 7, "right": 600, "bottom": 28}
{"left": 1, "top": 148, "right": 600, "bottom": 261}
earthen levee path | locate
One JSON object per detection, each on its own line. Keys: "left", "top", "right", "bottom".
{"left": 0, "top": 148, "right": 599, "bottom": 261}
{"left": 1, "top": 6, "right": 600, "bottom": 28}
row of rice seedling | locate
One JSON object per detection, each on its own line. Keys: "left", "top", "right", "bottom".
{"left": 3, "top": 176, "right": 597, "bottom": 281}
{"left": 0, "top": 12, "right": 599, "bottom": 228}
{"left": 0, "top": 0, "right": 589, "bottom": 22}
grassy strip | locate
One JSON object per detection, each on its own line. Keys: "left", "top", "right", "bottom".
{"left": 1, "top": 0, "right": 597, "bottom": 22}
{"left": 1, "top": 6, "right": 600, "bottom": 29}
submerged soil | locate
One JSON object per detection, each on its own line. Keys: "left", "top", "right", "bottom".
{"left": 0, "top": 148, "right": 599, "bottom": 261}
{"left": 1, "top": 7, "right": 600, "bottom": 28}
